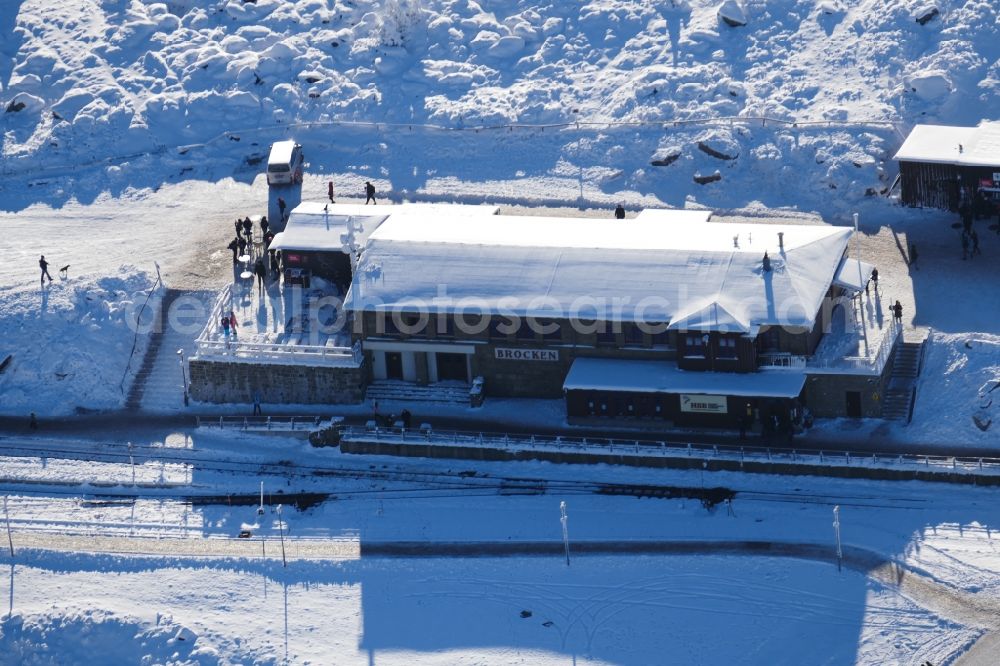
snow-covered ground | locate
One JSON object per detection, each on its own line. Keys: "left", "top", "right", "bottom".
{"left": 3, "top": 0, "right": 1000, "bottom": 663}
{"left": 2, "top": 429, "right": 1000, "bottom": 664}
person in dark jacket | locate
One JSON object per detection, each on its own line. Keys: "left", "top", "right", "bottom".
{"left": 892, "top": 300, "right": 903, "bottom": 323}
{"left": 254, "top": 257, "right": 266, "bottom": 296}
{"left": 227, "top": 238, "right": 240, "bottom": 264}
{"left": 328, "top": 180, "right": 335, "bottom": 203}
{"left": 242, "top": 217, "right": 253, "bottom": 242}
{"left": 365, "top": 181, "right": 376, "bottom": 204}
{"left": 260, "top": 216, "right": 269, "bottom": 237}
{"left": 39, "top": 255, "right": 53, "bottom": 287}
{"left": 614, "top": 204, "right": 625, "bottom": 219}
{"left": 278, "top": 197, "right": 287, "bottom": 221}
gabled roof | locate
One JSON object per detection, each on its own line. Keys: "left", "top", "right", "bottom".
{"left": 345, "top": 208, "right": 853, "bottom": 330}
{"left": 893, "top": 121, "right": 1000, "bottom": 167}
{"left": 667, "top": 297, "right": 750, "bottom": 333}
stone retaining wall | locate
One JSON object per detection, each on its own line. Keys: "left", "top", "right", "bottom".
{"left": 189, "top": 357, "right": 367, "bottom": 404}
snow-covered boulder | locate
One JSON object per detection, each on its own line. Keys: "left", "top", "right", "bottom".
{"left": 5, "top": 93, "right": 44, "bottom": 114}
{"left": 718, "top": 1, "right": 747, "bottom": 27}
{"left": 906, "top": 69, "right": 952, "bottom": 101}
{"left": 912, "top": 4, "right": 939, "bottom": 25}
{"left": 487, "top": 35, "right": 525, "bottom": 58}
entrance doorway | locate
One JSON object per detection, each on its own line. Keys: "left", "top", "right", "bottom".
{"left": 385, "top": 352, "right": 403, "bottom": 380}
{"left": 845, "top": 391, "right": 862, "bottom": 418}
{"left": 436, "top": 353, "right": 468, "bottom": 382}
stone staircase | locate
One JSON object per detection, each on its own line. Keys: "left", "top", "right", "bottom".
{"left": 882, "top": 338, "right": 925, "bottom": 422}
{"left": 124, "top": 289, "right": 212, "bottom": 411}
{"left": 365, "top": 380, "right": 471, "bottom": 406}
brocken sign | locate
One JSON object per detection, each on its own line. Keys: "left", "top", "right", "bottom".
{"left": 495, "top": 348, "right": 559, "bottom": 362}
{"left": 680, "top": 394, "right": 728, "bottom": 414}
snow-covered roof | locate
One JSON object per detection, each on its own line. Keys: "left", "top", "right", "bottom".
{"left": 832, "top": 257, "right": 875, "bottom": 293}
{"left": 268, "top": 202, "right": 500, "bottom": 253}
{"left": 346, "top": 209, "right": 852, "bottom": 329}
{"left": 893, "top": 122, "right": 1000, "bottom": 166}
{"left": 563, "top": 358, "right": 807, "bottom": 398}
{"left": 667, "top": 297, "right": 750, "bottom": 333}
{"left": 268, "top": 139, "right": 298, "bottom": 166}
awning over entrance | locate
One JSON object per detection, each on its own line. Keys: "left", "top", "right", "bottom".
{"left": 563, "top": 358, "right": 806, "bottom": 398}
{"left": 832, "top": 256, "right": 875, "bottom": 293}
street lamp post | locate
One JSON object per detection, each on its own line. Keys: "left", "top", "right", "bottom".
{"left": 176, "top": 349, "right": 188, "bottom": 406}
{"left": 853, "top": 214, "right": 869, "bottom": 357}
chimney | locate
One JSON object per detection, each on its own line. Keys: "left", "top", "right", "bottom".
{"left": 762, "top": 251, "right": 771, "bottom": 272}
{"left": 778, "top": 232, "right": 784, "bottom": 251}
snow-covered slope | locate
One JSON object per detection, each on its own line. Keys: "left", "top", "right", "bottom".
{"left": 2, "top": 0, "right": 999, "bottom": 216}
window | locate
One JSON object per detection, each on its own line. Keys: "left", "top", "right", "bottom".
{"left": 684, "top": 334, "right": 707, "bottom": 357}
{"left": 536, "top": 318, "right": 562, "bottom": 342}
{"left": 490, "top": 317, "right": 513, "bottom": 340}
{"left": 596, "top": 321, "right": 617, "bottom": 347}
{"left": 718, "top": 336, "right": 738, "bottom": 358}
{"left": 436, "top": 314, "right": 455, "bottom": 338}
{"left": 400, "top": 313, "right": 425, "bottom": 337}
{"left": 624, "top": 323, "right": 645, "bottom": 346}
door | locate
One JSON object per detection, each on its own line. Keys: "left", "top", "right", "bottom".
{"left": 385, "top": 352, "right": 403, "bottom": 380}
{"left": 845, "top": 391, "right": 862, "bottom": 418}
{"left": 436, "top": 353, "right": 468, "bottom": 382}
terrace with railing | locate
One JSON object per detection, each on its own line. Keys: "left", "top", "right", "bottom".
{"left": 193, "top": 283, "right": 362, "bottom": 368}
{"left": 758, "top": 304, "right": 902, "bottom": 376}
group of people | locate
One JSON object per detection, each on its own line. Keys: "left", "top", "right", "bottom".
{"left": 220, "top": 310, "right": 238, "bottom": 338}
{"left": 226, "top": 215, "right": 273, "bottom": 264}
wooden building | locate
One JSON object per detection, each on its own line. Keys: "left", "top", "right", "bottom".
{"left": 895, "top": 121, "right": 1000, "bottom": 211}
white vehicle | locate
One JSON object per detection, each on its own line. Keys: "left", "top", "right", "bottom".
{"left": 266, "top": 140, "right": 304, "bottom": 186}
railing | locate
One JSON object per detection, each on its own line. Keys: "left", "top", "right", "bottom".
{"left": 834, "top": 319, "right": 902, "bottom": 374}
{"left": 196, "top": 415, "right": 335, "bottom": 431}
{"left": 119, "top": 263, "right": 163, "bottom": 394}
{"left": 757, "top": 353, "right": 807, "bottom": 369}
{"left": 194, "top": 285, "right": 362, "bottom": 367}
{"left": 339, "top": 426, "right": 1000, "bottom": 478}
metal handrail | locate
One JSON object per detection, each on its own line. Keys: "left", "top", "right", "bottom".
{"left": 194, "top": 284, "right": 361, "bottom": 366}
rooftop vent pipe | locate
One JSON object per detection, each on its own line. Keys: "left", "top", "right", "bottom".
{"left": 762, "top": 251, "right": 771, "bottom": 272}
{"left": 778, "top": 232, "right": 784, "bottom": 251}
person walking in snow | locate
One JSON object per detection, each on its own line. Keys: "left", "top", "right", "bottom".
{"left": 892, "top": 300, "right": 903, "bottom": 324}
{"left": 365, "top": 181, "right": 376, "bottom": 205}
{"left": 870, "top": 267, "right": 879, "bottom": 294}
{"left": 909, "top": 243, "right": 919, "bottom": 269}
{"left": 328, "top": 180, "right": 335, "bottom": 203}
{"left": 614, "top": 203, "right": 625, "bottom": 219}
{"left": 39, "top": 255, "right": 53, "bottom": 287}
{"left": 278, "top": 197, "right": 287, "bottom": 222}
{"left": 260, "top": 216, "right": 269, "bottom": 238}
{"left": 242, "top": 217, "right": 253, "bottom": 243}
{"left": 229, "top": 311, "right": 238, "bottom": 338}
{"left": 220, "top": 313, "right": 231, "bottom": 338}
{"left": 227, "top": 237, "right": 240, "bottom": 264}
{"left": 971, "top": 229, "right": 981, "bottom": 256}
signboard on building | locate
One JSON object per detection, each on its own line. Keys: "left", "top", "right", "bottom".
{"left": 680, "top": 394, "right": 728, "bottom": 414}
{"left": 494, "top": 348, "right": 559, "bottom": 362}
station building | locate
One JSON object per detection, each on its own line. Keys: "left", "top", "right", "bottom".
{"left": 191, "top": 203, "right": 899, "bottom": 429}
{"left": 895, "top": 120, "right": 1000, "bottom": 212}
{"left": 343, "top": 208, "right": 892, "bottom": 427}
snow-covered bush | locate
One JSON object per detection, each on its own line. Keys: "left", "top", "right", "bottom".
{"left": 379, "top": 0, "right": 426, "bottom": 48}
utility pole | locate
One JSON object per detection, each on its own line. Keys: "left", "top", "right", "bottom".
{"left": 854, "top": 213, "right": 870, "bottom": 357}
{"left": 559, "top": 501, "right": 570, "bottom": 566}
{"left": 3, "top": 496, "right": 14, "bottom": 557}
{"left": 833, "top": 505, "right": 843, "bottom": 572}
{"left": 277, "top": 504, "right": 287, "bottom": 568}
